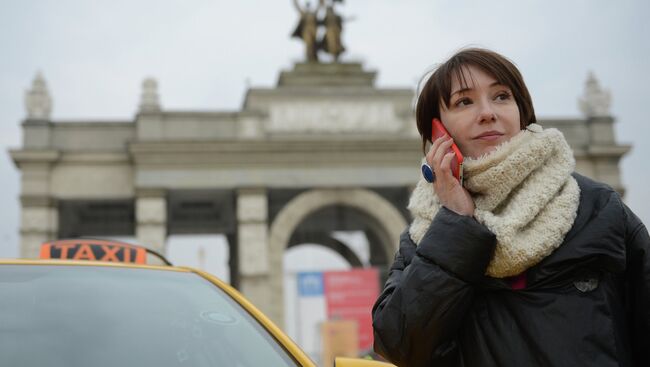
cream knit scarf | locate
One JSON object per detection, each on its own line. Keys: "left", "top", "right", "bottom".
{"left": 407, "top": 123, "right": 581, "bottom": 278}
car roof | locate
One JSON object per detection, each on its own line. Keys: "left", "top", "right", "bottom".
{"left": 0, "top": 258, "right": 188, "bottom": 272}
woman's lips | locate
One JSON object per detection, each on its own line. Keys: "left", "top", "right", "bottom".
{"left": 474, "top": 132, "right": 504, "bottom": 141}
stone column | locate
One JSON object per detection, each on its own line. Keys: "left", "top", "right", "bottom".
{"left": 11, "top": 151, "right": 60, "bottom": 258}
{"left": 587, "top": 116, "right": 616, "bottom": 146}
{"left": 136, "top": 189, "right": 167, "bottom": 255}
{"left": 14, "top": 73, "right": 58, "bottom": 258}
{"left": 20, "top": 194, "right": 58, "bottom": 258}
{"left": 236, "top": 188, "right": 270, "bottom": 314}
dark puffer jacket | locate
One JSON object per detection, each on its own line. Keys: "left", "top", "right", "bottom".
{"left": 372, "top": 173, "right": 650, "bottom": 366}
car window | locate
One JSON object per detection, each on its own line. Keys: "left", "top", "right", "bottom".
{"left": 0, "top": 265, "right": 300, "bottom": 367}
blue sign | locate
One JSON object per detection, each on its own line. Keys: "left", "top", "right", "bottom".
{"left": 297, "top": 272, "right": 324, "bottom": 297}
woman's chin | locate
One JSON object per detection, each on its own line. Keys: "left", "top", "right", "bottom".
{"left": 465, "top": 144, "right": 501, "bottom": 159}
{"left": 466, "top": 135, "right": 515, "bottom": 158}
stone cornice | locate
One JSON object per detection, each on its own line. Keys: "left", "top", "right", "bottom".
{"left": 587, "top": 116, "right": 615, "bottom": 124}
{"left": 571, "top": 144, "right": 632, "bottom": 158}
{"left": 58, "top": 152, "right": 132, "bottom": 164}
{"left": 537, "top": 118, "right": 586, "bottom": 125}
{"left": 162, "top": 110, "right": 264, "bottom": 119}
{"left": 20, "top": 195, "right": 58, "bottom": 207}
{"left": 53, "top": 120, "right": 133, "bottom": 126}
{"left": 49, "top": 122, "right": 134, "bottom": 135}
{"left": 9, "top": 149, "right": 60, "bottom": 167}
{"left": 22, "top": 118, "right": 51, "bottom": 126}
{"left": 10, "top": 151, "right": 130, "bottom": 166}
{"left": 277, "top": 62, "right": 377, "bottom": 87}
{"left": 128, "top": 138, "right": 421, "bottom": 167}
{"left": 585, "top": 144, "right": 632, "bottom": 157}
{"left": 245, "top": 87, "right": 413, "bottom": 99}
{"left": 136, "top": 110, "right": 265, "bottom": 120}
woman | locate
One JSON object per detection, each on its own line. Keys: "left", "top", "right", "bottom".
{"left": 371, "top": 48, "right": 649, "bottom": 367}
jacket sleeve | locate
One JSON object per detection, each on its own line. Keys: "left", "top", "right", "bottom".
{"left": 372, "top": 207, "right": 496, "bottom": 367}
{"left": 624, "top": 204, "right": 650, "bottom": 365}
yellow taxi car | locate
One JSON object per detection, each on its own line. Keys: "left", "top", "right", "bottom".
{"left": 0, "top": 239, "right": 393, "bottom": 367}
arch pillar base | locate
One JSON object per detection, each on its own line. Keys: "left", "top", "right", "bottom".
{"left": 239, "top": 274, "right": 273, "bottom": 316}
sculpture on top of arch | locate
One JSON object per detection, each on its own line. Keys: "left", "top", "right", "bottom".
{"left": 291, "top": 0, "right": 347, "bottom": 63}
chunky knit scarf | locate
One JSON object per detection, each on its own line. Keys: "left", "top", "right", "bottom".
{"left": 407, "top": 123, "right": 581, "bottom": 278}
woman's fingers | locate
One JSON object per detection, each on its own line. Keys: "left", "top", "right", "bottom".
{"left": 432, "top": 137, "right": 454, "bottom": 177}
{"left": 440, "top": 151, "right": 455, "bottom": 178}
{"left": 424, "top": 135, "right": 474, "bottom": 216}
{"left": 433, "top": 152, "right": 456, "bottom": 190}
{"left": 433, "top": 138, "right": 453, "bottom": 166}
{"left": 426, "top": 135, "right": 447, "bottom": 166}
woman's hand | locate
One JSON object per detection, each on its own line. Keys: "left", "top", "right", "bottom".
{"left": 426, "top": 135, "right": 475, "bottom": 216}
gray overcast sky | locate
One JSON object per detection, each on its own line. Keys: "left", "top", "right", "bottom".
{"left": 1, "top": 0, "right": 648, "bottom": 257}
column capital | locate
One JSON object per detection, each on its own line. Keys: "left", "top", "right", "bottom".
{"left": 135, "top": 188, "right": 167, "bottom": 198}
{"left": 237, "top": 187, "right": 267, "bottom": 195}
{"left": 20, "top": 195, "right": 58, "bottom": 207}
{"left": 9, "top": 149, "right": 60, "bottom": 169}
{"left": 136, "top": 196, "right": 166, "bottom": 224}
{"left": 237, "top": 188, "right": 268, "bottom": 222}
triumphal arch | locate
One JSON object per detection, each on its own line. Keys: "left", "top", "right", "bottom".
{"left": 10, "top": 4, "right": 629, "bottom": 326}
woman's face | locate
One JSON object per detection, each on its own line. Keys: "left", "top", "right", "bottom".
{"left": 439, "top": 65, "right": 521, "bottom": 159}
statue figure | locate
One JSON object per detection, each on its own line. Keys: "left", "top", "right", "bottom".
{"left": 319, "top": 0, "right": 345, "bottom": 62}
{"left": 291, "top": 0, "right": 322, "bottom": 62}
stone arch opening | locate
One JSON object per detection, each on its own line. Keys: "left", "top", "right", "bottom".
{"left": 267, "top": 188, "right": 407, "bottom": 326}
{"left": 288, "top": 230, "right": 363, "bottom": 268}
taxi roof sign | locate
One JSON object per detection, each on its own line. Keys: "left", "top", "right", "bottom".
{"left": 40, "top": 239, "right": 148, "bottom": 264}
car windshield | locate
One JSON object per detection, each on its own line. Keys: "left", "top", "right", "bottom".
{"left": 0, "top": 265, "right": 300, "bottom": 367}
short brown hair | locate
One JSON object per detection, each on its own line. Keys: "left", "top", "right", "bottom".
{"left": 415, "top": 48, "right": 536, "bottom": 153}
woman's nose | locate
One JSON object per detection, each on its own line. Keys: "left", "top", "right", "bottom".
{"left": 477, "top": 102, "right": 497, "bottom": 123}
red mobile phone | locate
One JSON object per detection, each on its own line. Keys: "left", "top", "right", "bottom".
{"left": 431, "top": 118, "right": 464, "bottom": 184}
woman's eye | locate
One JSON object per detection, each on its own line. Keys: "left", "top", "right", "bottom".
{"left": 454, "top": 98, "right": 472, "bottom": 107}
{"left": 495, "top": 92, "right": 511, "bottom": 101}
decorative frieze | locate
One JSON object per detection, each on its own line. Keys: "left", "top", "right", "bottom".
{"left": 268, "top": 101, "right": 400, "bottom": 133}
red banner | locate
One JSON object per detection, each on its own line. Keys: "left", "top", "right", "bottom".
{"left": 323, "top": 268, "right": 379, "bottom": 352}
